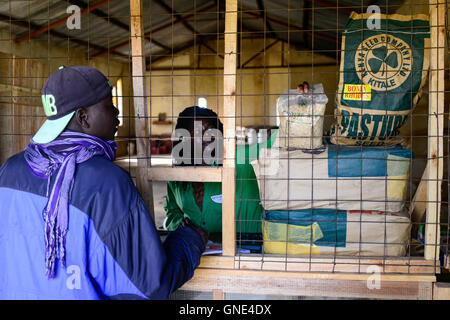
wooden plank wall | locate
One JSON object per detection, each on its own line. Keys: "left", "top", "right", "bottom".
{"left": 0, "top": 55, "right": 130, "bottom": 166}
{"left": 0, "top": 54, "right": 47, "bottom": 164}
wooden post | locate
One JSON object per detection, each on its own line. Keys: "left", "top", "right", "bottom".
{"left": 148, "top": 167, "right": 223, "bottom": 182}
{"left": 212, "top": 289, "right": 225, "bottom": 300}
{"left": 425, "top": 0, "right": 445, "bottom": 260}
{"left": 433, "top": 282, "right": 450, "bottom": 300}
{"left": 222, "top": 0, "right": 237, "bottom": 257}
{"left": 130, "top": 0, "right": 154, "bottom": 219}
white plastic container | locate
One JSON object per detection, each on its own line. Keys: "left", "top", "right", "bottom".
{"left": 276, "top": 83, "right": 328, "bottom": 149}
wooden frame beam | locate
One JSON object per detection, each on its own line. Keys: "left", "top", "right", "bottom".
{"left": 425, "top": 0, "right": 445, "bottom": 260}
{"left": 196, "top": 255, "right": 439, "bottom": 275}
{"left": 130, "top": 0, "right": 154, "bottom": 219}
{"left": 148, "top": 167, "right": 222, "bottom": 182}
{"left": 221, "top": 0, "right": 237, "bottom": 257}
{"left": 181, "top": 268, "right": 435, "bottom": 300}
{"left": 233, "top": 256, "right": 440, "bottom": 274}
{"left": 433, "top": 282, "right": 450, "bottom": 300}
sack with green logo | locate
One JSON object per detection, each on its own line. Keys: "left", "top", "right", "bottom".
{"left": 330, "top": 12, "right": 430, "bottom": 146}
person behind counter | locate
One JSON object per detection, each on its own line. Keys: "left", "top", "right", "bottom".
{"left": 163, "top": 81, "right": 311, "bottom": 248}
{"left": 163, "top": 106, "right": 270, "bottom": 248}
{"left": 0, "top": 65, "right": 208, "bottom": 300}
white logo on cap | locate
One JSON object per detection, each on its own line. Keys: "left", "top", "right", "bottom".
{"left": 42, "top": 94, "right": 57, "bottom": 116}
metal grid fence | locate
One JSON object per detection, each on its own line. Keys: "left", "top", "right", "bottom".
{"left": 0, "top": 0, "right": 448, "bottom": 293}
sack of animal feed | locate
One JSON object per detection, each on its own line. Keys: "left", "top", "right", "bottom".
{"left": 251, "top": 140, "right": 412, "bottom": 212}
{"left": 276, "top": 83, "right": 328, "bottom": 149}
{"left": 262, "top": 209, "right": 411, "bottom": 257}
{"left": 329, "top": 12, "right": 430, "bottom": 146}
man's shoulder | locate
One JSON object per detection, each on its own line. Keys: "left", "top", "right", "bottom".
{"left": 1, "top": 151, "right": 26, "bottom": 169}
{"left": 0, "top": 152, "right": 32, "bottom": 184}
{"left": 74, "top": 156, "right": 138, "bottom": 205}
{"left": 0, "top": 152, "right": 130, "bottom": 184}
{"left": 78, "top": 156, "right": 132, "bottom": 183}
{"left": 71, "top": 157, "right": 141, "bottom": 236}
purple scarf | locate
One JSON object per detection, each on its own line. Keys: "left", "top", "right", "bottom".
{"left": 24, "top": 131, "right": 117, "bottom": 278}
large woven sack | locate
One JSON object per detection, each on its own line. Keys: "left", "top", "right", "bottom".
{"left": 330, "top": 12, "right": 430, "bottom": 146}
{"left": 251, "top": 143, "right": 412, "bottom": 212}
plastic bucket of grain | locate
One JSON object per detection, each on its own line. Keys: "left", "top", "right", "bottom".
{"left": 276, "top": 83, "right": 328, "bottom": 150}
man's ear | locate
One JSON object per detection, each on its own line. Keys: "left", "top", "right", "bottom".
{"left": 74, "top": 108, "right": 89, "bottom": 129}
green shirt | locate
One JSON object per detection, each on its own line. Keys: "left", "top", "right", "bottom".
{"left": 164, "top": 131, "right": 277, "bottom": 234}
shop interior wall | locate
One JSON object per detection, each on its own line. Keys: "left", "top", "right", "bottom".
{"left": 0, "top": 29, "right": 132, "bottom": 165}
{"left": 147, "top": 38, "right": 338, "bottom": 134}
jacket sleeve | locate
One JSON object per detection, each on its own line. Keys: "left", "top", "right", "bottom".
{"left": 163, "top": 182, "right": 185, "bottom": 231}
{"left": 89, "top": 184, "right": 205, "bottom": 300}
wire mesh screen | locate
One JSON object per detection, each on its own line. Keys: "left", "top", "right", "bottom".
{"left": 0, "top": 0, "right": 133, "bottom": 162}
{"left": 231, "top": 0, "right": 447, "bottom": 275}
{"left": 0, "top": 0, "right": 448, "bottom": 297}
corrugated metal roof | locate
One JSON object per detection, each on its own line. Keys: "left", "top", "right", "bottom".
{"left": 0, "top": 0, "right": 406, "bottom": 64}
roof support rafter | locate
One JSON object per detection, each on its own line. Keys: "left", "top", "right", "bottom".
{"left": 241, "top": 38, "right": 279, "bottom": 68}
{"left": 67, "top": 0, "right": 171, "bottom": 52}
{"left": 241, "top": 6, "right": 337, "bottom": 43}
{"left": 15, "top": 0, "right": 113, "bottom": 43}
{"left": 256, "top": 0, "right": 276, "bottom": 37}
{"left": 91, "top": 2, "right": 217, "bottom": 58}
{"left": 0, "top": 12, "right": 126, "bottom": 59}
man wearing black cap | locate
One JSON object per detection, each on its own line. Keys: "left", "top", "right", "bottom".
{"left": 0, "top": 66, "right": 207, "bottom": 299}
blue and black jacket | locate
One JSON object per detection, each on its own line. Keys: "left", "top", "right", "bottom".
{"left": 0, "top": 152, "right": 205, "bottom": 299}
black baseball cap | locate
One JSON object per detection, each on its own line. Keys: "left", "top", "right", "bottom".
{"left": 32, "top": 65, "right": 112, "bottom": 144}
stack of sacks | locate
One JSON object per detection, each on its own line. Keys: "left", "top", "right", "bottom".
{"left": 250, "top": 11, "right": 430, "bottom": 257}
{"left": 250, "top": 140, "right": 413, "bottom": 257}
